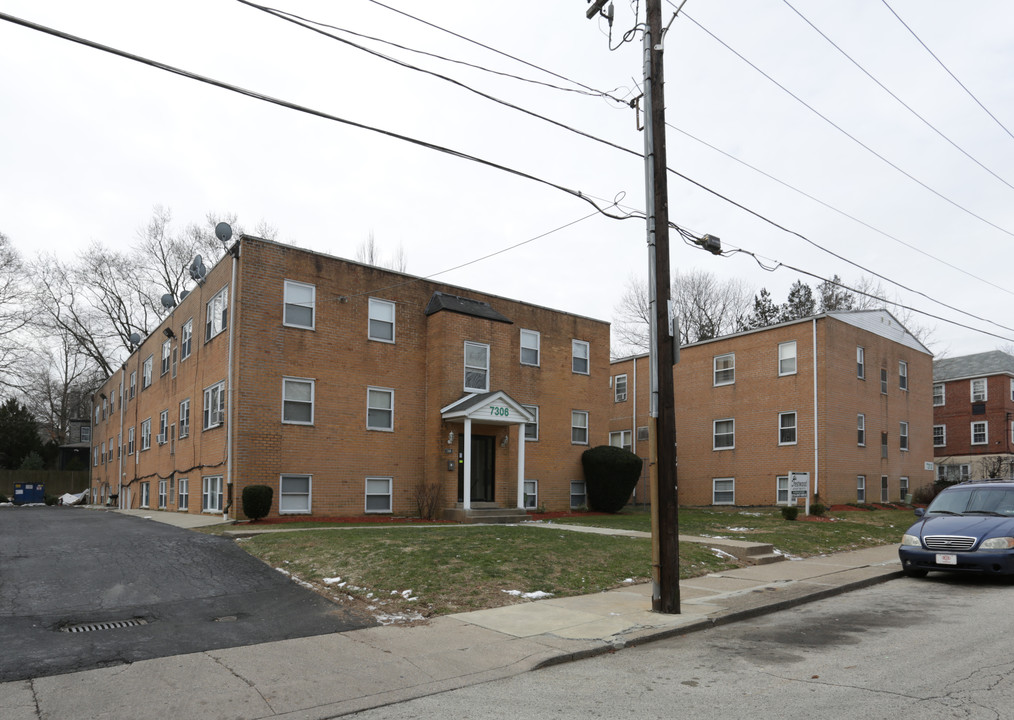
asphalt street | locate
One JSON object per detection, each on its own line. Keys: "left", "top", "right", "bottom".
{"left": 0, "top": 507, "right": 375, "bottom": 682}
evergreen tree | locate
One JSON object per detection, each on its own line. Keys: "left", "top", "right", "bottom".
{"left": 742, "top": 288, "right": 780, "bottom": 329}
{"left": 779, "top": 281, "right": 816, "bottom": 322}
{"left": 0, "top": 398, "right": 42, "bottom": 469}
{"left": 818, "top": 274, "right": 856, "bottom": 312}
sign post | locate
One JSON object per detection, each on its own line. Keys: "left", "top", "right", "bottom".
{"left": 789, "top": 472, "right": 810, "bottom": 516}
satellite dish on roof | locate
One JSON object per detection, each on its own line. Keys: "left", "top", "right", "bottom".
{"left": 180, "top": 289, "right": 190, "bottom": 301}
{"left": 215, "top": 222, "right": 233, "bottom": 244}
{"left": 161, "top": 293, "right": 176, "bottom": 310}
{"left": 128, "top": 332, "right": 141, "bottom": 348}
{"left": 189, "top": 254, "right": 207, "bottom": 285}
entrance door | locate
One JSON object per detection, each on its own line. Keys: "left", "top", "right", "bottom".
{"left": 458, "top": 435, "right": 496, "bottom": 503}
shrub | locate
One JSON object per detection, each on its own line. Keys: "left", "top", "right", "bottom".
{"left": 44, "top": 494, "right": 58, "bottom": 506}
{"left": 809, "top": 503, "right": 826, "bottom": 517}
{"left": 414, "top": 481, "right": 442, "bottom": 520}
{"left": 580, "top": 445, "right": 642, "bottom": 513}
{"left": 242, "top": 485, "right": 273, "bottom": 522}
{"left": 781, "top": 506, "right": 799, "bottom": 521}
{"left": 0, "top": 492, "right": 8, "bottom": 503}
{"left": 912, "top": 484, "right": 936, "bottom": 505}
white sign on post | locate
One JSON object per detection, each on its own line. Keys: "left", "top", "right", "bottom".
{"left": 789, "top": 471, "right": 810, "bottom": 515}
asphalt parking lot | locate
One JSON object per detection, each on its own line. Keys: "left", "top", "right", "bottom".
{"left": 0, "top": 506, "right": 375, "bottom": 682}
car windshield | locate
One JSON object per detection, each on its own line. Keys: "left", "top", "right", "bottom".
{"left": 927, "top": 487, "right": 1014, "bottom": 516}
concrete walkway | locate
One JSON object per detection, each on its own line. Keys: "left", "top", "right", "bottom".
{"left": 1, "top": 510, "right": 903, "bottom": 720}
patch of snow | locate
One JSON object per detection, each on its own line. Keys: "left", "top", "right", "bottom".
{"left": 773, "top": 548, "right": 801, "bottom": 561}
{"left": 710, "top": 548, "right": 738, "bottom": 561}
{"left": 374, "top": 611, "right": 426, "bottom": 626}
{"left": 622, "top": 578, "right": 635, "bottom": 584}
{"left": 738, "top": 512, "right": 764, "bottom": 516}
{"left": 725, "top": 527, "right": 750, "bottom": 532}
{"left": 502, "top": 589, "right": 554, "bottom": 600}
{"left": 323, "top": 577, "right": 343, "bottom": 585}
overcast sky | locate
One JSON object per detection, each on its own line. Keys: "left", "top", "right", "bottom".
{"left": 3, "top": 1, "right": 1013, "bottom": 358}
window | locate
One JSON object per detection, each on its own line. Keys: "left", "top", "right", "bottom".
{"left": 94, "top": 405, "right": 100, "bottom": 424}
{"left": 129, "top": 371, "right": 136, "bottom": 399}
{"left": 140, "top": 482, "right": 150, "bottom": 508}
{"left": 179, "top": 399, "right": 190, "bottom": 438}
{"left": 880, "top": 368, "right": 888, "bottom": 394}
{"left": 857, "top": 414, "right": 866, "bottom": 446}
{"left": 881, "top": 431, "right": 888, "bottom": 459}
{"left": 899, "top": 361, "right": 908, "bottom": 391}
{"left": 971, "top": 378, "right": 987, "bottom": 402}
{"left": 140, "top": 418, "right": 151, "bottom": 451}
{"left": 127, "top": 427, "right": 135, "bottom": 455}
{"left": 572, "top": 339, "right": 590, "bottom": 375}
{"left": 570, "top": 480, "right": 587, "bottom": 509}
{"left": 971, "top": 421, "right": 988, "bottom": 445}
{"left": 116, "top": 433, "right": 121, "bottom": 458}
{"left": 93, "top": 446, "right": 99, "bottom": 467}
{"left": 900, "top": 476, "right": 910, "bottom": 501}
{"left": 637, "top": 426, "right": 649, "bottom": 442}
{"left": 158, "top": 480, "right": 167, "bottom": 509}
{"left": 933, "top": 425, "right": 946, "bottom": 447}
{"left": 1011, "top": 378, "right": 1014, "bottom": 402}
{"left": 614, "top": 374, "right": 628, "bottom": 402}
{"left": 524, "top": 479, "right": 538, "bottom": 509}
{"left": 609, "top": 430, "right": 632, "bottom": 451}
{"left": 102, "top": 397, "right": 107, "bottom": 420}
{"left": 713, "top": 419, "right": 735, "bottom": 450}
{"left": 100, "top": 441, "right": 105, "bottom": 464}
{"left": 713, "top": 478, "right": 735, "bottom": 505}
{"left": 80, "top": 426, "right": 91, "bottom": 443}
{"left": 206, "top": 286, "right": 228, "bottom": 341}
{"left": 776, "top": 475, "right": 789, "bottom": 505}
{"left": 367, "top": 387, "right": 394, "bottom": 431}
{"left": 857, "top": 346, "right": 865, "bottom": 379}
{"left": 522, "top": 404, "right": 539, "bottom": 441}
{"left": 181, "top": 319, "right": 192, "bottom": 360}
{"left": 283, "top": 280, "right": 315, "bottom": 329}
{"left": 203, "top": 381, "right": 225, "bottom": 430}
{"left": 108, "top": 438, "right": 114, "bottom": 462}
{"left": 857, "top": 476, "right": 866, "bottom": 503}
{"left": 933, "top": 383, "right": 945, "bottom": 407}
{"left": 368, "top": 298, "right": 395, "bottom": 342}
{"left": 571, "top": 410, "right": 589, "bottom": 444}
{"left": 365, "top": 477, "right": 392, "bottom": 513}
{"left": 280, "top": 474, "right": 312, "bottom": 514}
{"left": 778, "top": 341, "right": 797, "bottom": 376}
{"left": 713, "top": 353, "right": 735, "bottom": 386}
{"left": 520, "top": 329, "right": 540, "bottom": 366}
{"left": 464, "top": 342, "right": 489, "bottom": 392}
{"left": 778, "top": 412, "right": 797, "bottom": 445}
{"left": 202, "top": 475, "right": 223, "bottom": 513}
{"left": 159, "top": 409, "right": 169, "bottom": 444}
{"left": 161, "top": 339, "right": 171, "bottom": 376}
{"left": 142, "top": 356, "right": 153, "bottom": 389}
{"left": 881, "top": 476, "right": 889, "bottom": 503}
{"left": 178, "top": 478, "right": 189, "bottom": 510}
{"left": 900, "top": 421, "right": 909, "bottom": 451}
{"left": 282, "top": 377, "right": 314, "bottom": 425}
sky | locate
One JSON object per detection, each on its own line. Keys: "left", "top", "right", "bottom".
{"left": 3, "top": 0, "right": 1013, "bottom": 358}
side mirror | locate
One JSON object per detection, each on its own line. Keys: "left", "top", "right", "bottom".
{"left": 913, "top": 508, "right": 925, "bottom": 518}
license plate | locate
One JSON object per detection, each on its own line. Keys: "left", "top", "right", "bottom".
{"left": 936, "top": 554, "right": 957, "bottom": 565}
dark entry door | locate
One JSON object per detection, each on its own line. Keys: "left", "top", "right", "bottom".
{"left": 458, "top": 434, "right": 495, "bottom": 502}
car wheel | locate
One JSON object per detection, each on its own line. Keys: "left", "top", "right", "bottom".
{"left": 903, "top": 568, "right": 928, "bottom": 578}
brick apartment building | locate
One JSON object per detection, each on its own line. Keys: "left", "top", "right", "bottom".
{"left": 610, "top": 310, "right": 934, "bottom": 506}
{"left": 89, "top": 236, "right": 610, "bottom": 520}
{"left": 932, "top": 351, "right": 1014, "bottom": 482}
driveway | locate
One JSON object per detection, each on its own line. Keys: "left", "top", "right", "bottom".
{"left": 0, "top": 506, "right": 375, "bottom": 682}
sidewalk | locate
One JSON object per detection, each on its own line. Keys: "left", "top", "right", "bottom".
{"left": 2, "top": 511, "right": 902, "bottom": 720}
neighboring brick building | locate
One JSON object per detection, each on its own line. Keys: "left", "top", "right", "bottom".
{"left": 610, "top": 310, "right": 934, "bottom": 506}
{"left": 90, "top": 236, "right": 610, "bottom": 520}
{"left": 932, "top": 351, "right": 1014, "bottom": 482}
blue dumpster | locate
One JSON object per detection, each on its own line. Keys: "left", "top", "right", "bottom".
{"left": 13, "top": 483, "right": 45, "bottom": 504}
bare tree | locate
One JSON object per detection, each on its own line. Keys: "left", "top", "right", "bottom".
{"left": 356, "top": 232, "right": 408, "bottom": 272}
{"left": 21, "top": 333, "right": 102, "bottom": 444}
{"left": 0, "top": 232, "right": 28, "bottom": 389}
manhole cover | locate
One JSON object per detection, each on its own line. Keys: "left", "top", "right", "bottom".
{"left": 59, "top": 618, "right": 149, "bottom": 633}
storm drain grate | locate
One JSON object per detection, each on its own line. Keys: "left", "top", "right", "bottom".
{"left": 60, "top": 618, "right": 149, "bottom": 633}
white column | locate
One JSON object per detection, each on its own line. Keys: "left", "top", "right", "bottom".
{"left": 463, "top": 417, "right": 472, "bottom": 510}
{"left": 516, "top": 424, "right": 526, "bottom": 510}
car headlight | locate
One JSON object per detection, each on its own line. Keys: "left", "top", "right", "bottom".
{"left": 901, "top": 534, "right": 921, "bottom": 547}
{"left": 979, "top": 537, "right": 1014, "bottom": 550}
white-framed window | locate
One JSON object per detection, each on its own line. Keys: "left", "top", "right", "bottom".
{"left": 140, "top": 418, "right": 151, "bottom": 451}
{"left": 159, "top": 409, "right": 169, "bottom": 444}
{"left": 971, "top": 421, "right": 988, "bottom": 445}
{"left": 522, "top": 404, "right": 539, "bottom": 441}
{"left": 140, "top": 482, "right": 150, "bottom": 508}
{"left": 900, "top": 476, "right": 910, "bottom": 501}
{"left": 158, "top": 480, "right": 167, "bottom": 509}
{"left": 178, "top": 478, "right": 189, "bottom": 510}
{"left": 881, "top": 476, "right": 889, "bottom": 503}
{"left": 899, "top": 421, "right": 909, "bottom": 451}
{"left": 713, "top": 353, "right": 735, "bottom": 386}
{"left": 899, "top": 361, "right": 908, "bottom": 391}
{"left": 713, "top": 477, "right": 735, "bottom": 505}
{"left": 283, "top": 280, "right": 315, "bottom": 329}
{"left": 713, "top": 419, "right": 735, "bottom": 450}
{"left": 100, "top": 441, "right": 105, "bottom": 464}
{"left": 614, "top": 374, "right": 628, "bottom": 402}
{"left": 857, "top": 346, "right": 865, "bottom": 379}
{"left": 971, "top": 378, "right": 987, "bottom": 402}
{"left": 778, "top": 341, "right": 797, "bottom": 376}
{"left": 116, "top": 433, "right": 121, "bottom": 458}
{"left": 933, "top": 383, "right": 945, "bottom": 407}
{"left": 776, "top": 475, "right": 789, "bottom": 505}
{"left": 179, "top": 398, "right": 190, "bottom": 438}
{"left": 368, "top": 297, "right": 395, "bottom": 342}
{"left": 282, "top": 377, "right": 314, "bottom": 425}
{"left": 880, "top": 368, "right": 888, "bottom": 394}
{"left": 857, "top": 413, "right": 866, "bottom": 446}
{"left": 161, "top": 339, "right": 171, "bottom": 376}
{"left": 129, "top": 371, "right": 136, "bottom": 399}
{"left": 520, "top": 329, "right": 540, "bottom": 366}
{"left": 464, "top": 341, "right": 489, "bottom": 392}
{"left": 101, "top": 397, "right": 107, "bottom": 419}
{"left": 960, "top": 464, "right": 971, "bottom": 481}
{"left": 202, "top": 475, "right": 223, "bottom": 513}
{"left": 206, "top": 285, "right": 228, "bottom": 341}
{"left": 779, "top": 412, "right": 797, "bottom": 445}
{"left": 367, "top": 387, "right": 394, "bottom": 431}
{"left": 571, "top": 410, "right": 589, "bottom": 444}
{"left": 857, "top": 475, "right": 866, "bottom": 503}
{"left": 94, "top": 405, "right": 100, "bottom": 424}
{"left": 142, "top": 356, "right": 153, "bottom": 388}
{"left": 93, "top": 446, "right": 99, "bottom": 466}
{"left": 570, "top": 480, "right": 587, "bottom": 509}
{"left": 127, "top": 426, "right": 135, "bottom": 455}
{"left": 365, "top": 477, "right": 392, "bottom": 513}
{"left": 572, "top": 339, "right": 590, "bottom": 375}
{"left": 203, "top": 381, "right": 225, "bottom": 430}
{"left": 881, "top": 431, "right": 889, "bottom": 459}
{"left": 524, "top": 479, "right": 538, "bottom": 509}
{"left": 181, "top": 318, "right": 193, "bottom": 360}
{"left": 280, "top": 474, "right": 312, "bottom": 514}
{"left": 80, "top": 426, "right": 91, "bottom": 443}
{"left": 609, "top": 430, "right": 632, "bottom": 451}
{"left": 107, "top": 438, "right": 113, "bottom": 462}
{"left": 933, "top": 425, "right": 946, "bottom": 447}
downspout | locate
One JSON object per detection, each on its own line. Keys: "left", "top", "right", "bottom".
{"left": 812, "top": 318, "right": 819, "bottom": 500}
{"left": 224, "top": 243, "right": 238, "bottom": 520}
{"left": 117, "top": 368, "right": 124, "bottom": 508}
{"left": 632, "top": 357, "right": 638, "bottom": 499}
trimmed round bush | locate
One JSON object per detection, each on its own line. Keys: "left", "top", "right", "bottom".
{"left": 242, "top": 484, "right": 274, "bottom": 522}
{"left": 781, "top": 506, "right": 799, "bottom": 521}
{"left": 809, "top": 503, "right": 826, "bottom": 517}
{"left": 580, "top": 445, "right": 642, "bottom": 513}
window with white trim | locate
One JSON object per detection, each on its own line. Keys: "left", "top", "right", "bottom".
{"left": 779, "top": 412, "right": 797, "bottom": 445}
{"left": 129, "top": 371, "right": 136, "bottom": 399}
{"left": 365, "top": 477, "right": 392, "bottom": 513}
{"left": 282, "top": 377, "right": 314, "bottom": 425}
{"left": 158, "top": 480, "right": 167, "bottom": 509}
{"left": 857, "top": 413, "right": 865, "bottom": 446}
{"left": 283, "top": 280, "right": 315, "bottom": 329}
{"left": 713, "top": 478, "right": 735, "bottom": 505}
{"left": 142, "top": 356, "right": 153, "bottom": 388}
{"left": 100, "top": 441, "right": 105, "bottom": 464}
{"left": 80, "top": 426, "right": 91, "bottom": 443}
{"left": 202, "top": 475, "right": 223, "bottom": 512}
{"left": 900, "top": 476, "right": 909, "bottom": 501}
{"left": 899, "top": 361, "right": 908, "bottom": 391}
{"left": 205, "top": 286, "right": 228, "bottom": 341}
{"left": 181, "top": 319, "right": 192, "bottom": 360}
{"left": 128, "top": 426, "right": 135, "bottom": 455}
{"left": 933, "top": 383, "right": 945, "bottom": 407}
{"left": 572, "top": 410, "right": 589, "bottom": 444}
{"left": 107, "top": 438, "right": 113, "bottom": 462}
{"left": 778, "top": 341, "right": 797, "bottom": 376}
{"left": 161, "top": 339, "right": 171, "bottom": 376}
{"left": 203, "top": 381, "right": 225, "bottom": 430}
{"left": 609, "top": 430, "right": 632, "bottom": 451}
{"left": 713, "top": 419, "right": 735, "bottom": 450}
{"left": 179, "top": 398, "right": 190, "bottom": 438}
{"left": 367, "top": 387, "right": 394, "bottom": 431}
{"left": 159, "top": 409, "right": 169, "bottom": 444}
{"left": 971, "top": 378, "right": 987, "bottom": 402}
{"left": 522, "top": 404, "right": 539, "bottom": 441}
{"left": 572, "top": 339, "right": 590, "bottom": 375}
{"left": 880, "top": 368, "right": 888, "bottom": 394}
{"left": 140, "top": 418, "right": 151, "bottom": 451}
{"left": 857, "top": 346, "right": 865, "bottom": 379}
{"left": 141, "top": 482, "right": 150, "bottom": 508}
{"left": 899, "top": 421, "right": 909, "bottom": 451}
{"left": 776, "top": 475, "right": 789, "bottom": 505}
{"left": 933, "top": 425, "right": 946, "bottom": 447}
{"left": 520, "top": 329, "right": 540, "bottom": 366}
{"left": 464, "top": 342, "right": 489, "bottom": 392}
{"left": 93, "top": 446, "right": 99, "bottom": 466}
{"left": 713, "top": 353, "right": 735, "bottom": 386}
{"left": 368, "top": 298, "right": 395, "bottom": 342}
{"left": 178, "top": 478, "right": 189, "bottom": 510}
{"left": 971, "top": 421, "right": 988, "bottom": 445}
{"left": 280, "top": 474, "right": 312, "bottom": 514}
{"left": 881, "top": 476, "right": 889, "bottom": 503}
{"left": 857, "top": 475, "right": 866, "bottom": 503}
{"left": 570, "top": 480, "right": 586, "bottom": 509}
{"left": 614, "top": 374, "right": 628, "bottom": 402}
{"left": 524, "top": 479, "right": 538, "bottom": 509}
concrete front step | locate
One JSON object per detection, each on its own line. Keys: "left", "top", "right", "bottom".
{"left": 681, "top": 534, "right": 786, "bottom": 565}
{"left": 443, "top": 506, "right": 530, "bottom": 524}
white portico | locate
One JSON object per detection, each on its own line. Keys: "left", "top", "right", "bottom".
{"left": 441, "top": 391, "right": 535, "bottom": 510}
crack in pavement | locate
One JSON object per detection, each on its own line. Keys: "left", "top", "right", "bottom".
{"left": 207, "top": 653, "right": 277, "bottom": 715}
